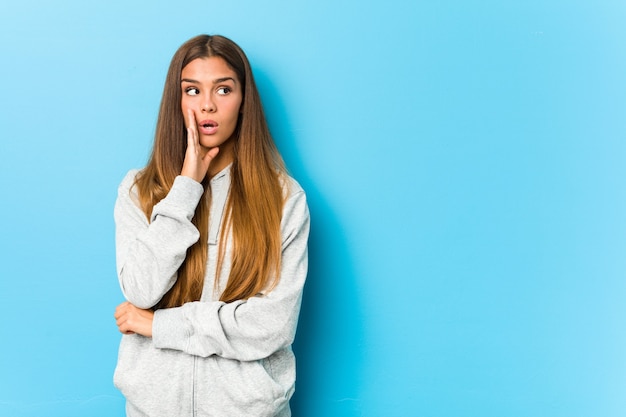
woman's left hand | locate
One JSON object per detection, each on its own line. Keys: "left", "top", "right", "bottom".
{"left": 115, "top": 301, "right": 154, "bottom": 337}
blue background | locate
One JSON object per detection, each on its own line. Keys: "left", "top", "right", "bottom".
{"left": 1, "top": 0, "right": 625, "bottom": 416}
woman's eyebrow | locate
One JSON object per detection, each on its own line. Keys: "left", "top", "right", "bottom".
{"left": 180, "top": 77, "right": 236, "bottom": 84}
{"left": 213, "top": 77, "right": 236, "bottom": 84}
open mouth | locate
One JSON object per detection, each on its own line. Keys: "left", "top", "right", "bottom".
{"left": 198, "top": 119, "right": 218, "bottom": 134}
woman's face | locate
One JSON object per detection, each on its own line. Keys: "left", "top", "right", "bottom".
{"left": 181, "top": 57, "right": 243, "bottom": 158}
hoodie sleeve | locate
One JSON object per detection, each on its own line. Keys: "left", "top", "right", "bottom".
{"left": 152, "top": 185, "right": 310, "bottom": 361}
{"left": 114, "top": 170, "right": 204, "bottom": 309}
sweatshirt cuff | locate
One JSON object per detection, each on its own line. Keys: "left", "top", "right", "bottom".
{"left": 153, "top": 307, "right": 191, "bottom": 351}
{"left": 151, "top": 176, "right": 204, "bottom": 222}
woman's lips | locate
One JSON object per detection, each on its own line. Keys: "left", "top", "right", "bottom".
{"left": 198, "top": 119, "right": 218, "bottom": 135}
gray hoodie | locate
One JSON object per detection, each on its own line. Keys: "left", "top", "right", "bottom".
{"left": 113, "top": 165, "right": 310, "bottom": 417}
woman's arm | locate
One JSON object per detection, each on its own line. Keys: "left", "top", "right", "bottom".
{"left": 115, "top": 116, "right": 220, "bottom": 309}
{"left": 114, "top": 171, "right": 204, "bottom": 309}
{"left": 151, "top": 187, "right": 310, "bottom": 361}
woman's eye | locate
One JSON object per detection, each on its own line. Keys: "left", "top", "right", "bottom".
{"left": 217, "top": 87, "right": 231, "bottom": 95}
{"left": 185, "top": 87, "right": 200, "bottom": 96}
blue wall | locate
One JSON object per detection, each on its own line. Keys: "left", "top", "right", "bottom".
{"left": 1, "top": 1, "right": 625, "bottom": 416}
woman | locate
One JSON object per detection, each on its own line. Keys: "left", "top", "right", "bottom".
{"left": 113, "top": 34, "right": 309, "bottom": 417}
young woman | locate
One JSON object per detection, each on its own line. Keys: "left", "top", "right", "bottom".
{"left": 113, "top": 34, "right": 309, "bottom": 417}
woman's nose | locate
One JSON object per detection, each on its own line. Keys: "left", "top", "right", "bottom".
{"left": 201, "top": 96, "right": 216, "bottom": 113}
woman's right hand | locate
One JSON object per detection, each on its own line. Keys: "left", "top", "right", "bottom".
{"left": 114, "top": 301, "right": 154, "bottom": 337}
{"left": 181, "top": 109, "right": 219, "bottom": 183}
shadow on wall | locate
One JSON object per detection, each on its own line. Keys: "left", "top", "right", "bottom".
{"left": 291, "top": 189, "right": 365, "bottom": 416}
{"left": 254, "top": 67, "right": 365, "bottom": 416}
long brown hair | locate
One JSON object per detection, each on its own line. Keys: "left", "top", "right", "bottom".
{"left": 135, "top": 35, "right": 286, "bottom": 308}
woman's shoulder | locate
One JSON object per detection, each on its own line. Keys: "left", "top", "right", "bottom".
{"left": 278, "top": 172, "right": 309, "bottom": 231}
{"left": 279, "top": 172, "right": 305, "bottom": 200}
{"left": 117, "top": 168, "right": 143, "bottom": 203}
{"left": 118, "top": 168, "right": 141, "bottom": 188}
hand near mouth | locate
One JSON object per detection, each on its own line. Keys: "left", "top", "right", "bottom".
{"left": 181, "top": 109, "right": 220, "bottom": 183}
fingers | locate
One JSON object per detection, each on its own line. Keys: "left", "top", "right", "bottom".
{"left": 203, "top": 146, "right": 219, "bottom": 163}
{"left": 186, "top": 107, "right": 194, "bottom": 128}
{"left": 114, "top": 301, "right": 129, "bottom": 319}
{"left": 114, "top": 301, "right": 136, "bottom": 335}
{"left": 114, "top": 302, "right": 154, "bottom": 337}
{"left": 181, "top": 108, "right": 218, "bottom": 182}
{"left": 186, "top": 108, "right": 198, "bottom": 148}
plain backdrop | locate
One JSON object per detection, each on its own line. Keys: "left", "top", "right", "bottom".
{"left": 1, "top": 0, "right": 625, "bottom": 416}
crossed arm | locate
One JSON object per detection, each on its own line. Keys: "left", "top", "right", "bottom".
{"left": 114, "top": 108, "right": 216, "bottom": 339}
